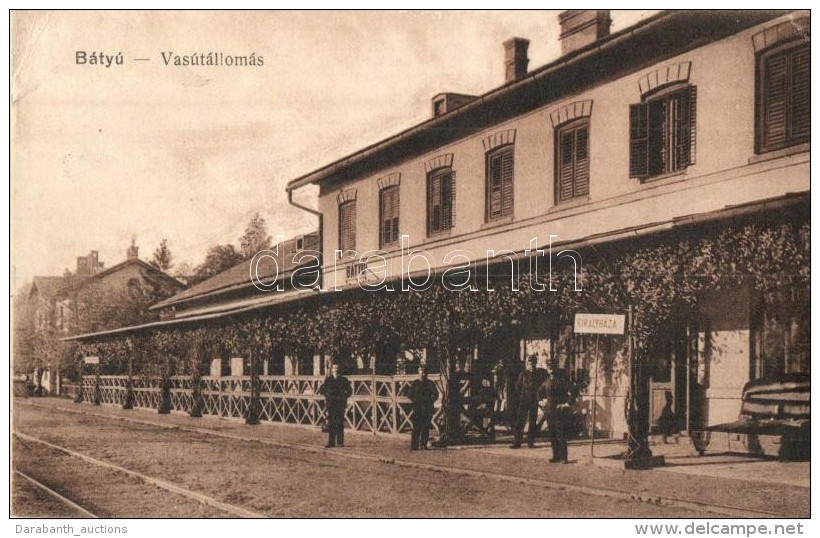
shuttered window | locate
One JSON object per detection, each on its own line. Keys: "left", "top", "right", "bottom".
{"left": 338, "top": 201, "right": 356, "bottom": 252}
{"left": 486, "top": 146, "right": 514, "bottom": 221}
{"left": 379, "top": 186, "right": 400, "bottom": 247}
{"left": 555, "top": 119, "right": 590, "bottom": 203}
{"left": 427, "top": 168, "right": 455, "bottom": 235}
{"left": 757, "top": 42, "right": 810, "bottom": 154}
{"left": 629, "top": 85, "right": 697, "bottom": 179}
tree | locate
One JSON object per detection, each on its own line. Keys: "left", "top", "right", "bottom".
{"left": 12, "top": 284, "right": 38, "bottom": 375}
{"left": 150, "top": 238, "right": 174, "bottom": 271}
{"left": 239, "top": 212, "right": 272, "bottom": 260}
{"left": 13, "top": 282, "right": 79, "bottom": 392}
{"left": 172, "top": 261, "right": 193, "bottom": 283}
{"left": 190, "top": 244, "right": 244, "bottom": 285}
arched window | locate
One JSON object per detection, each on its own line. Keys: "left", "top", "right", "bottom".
{"left": 630, "top": 69, "right": 697, "bottom": 180}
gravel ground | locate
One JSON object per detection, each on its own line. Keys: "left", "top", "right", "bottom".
{"left": 12, "top": 471, "right": 90, "bottom": 518}
{"left": 13, "top": 438, "right": 232, "bottom": 518}
{"left": 12, "top": 399, "right": 810, "bottom": 518}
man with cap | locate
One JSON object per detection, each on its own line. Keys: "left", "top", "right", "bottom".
{"left": 511, "top": 354, "right": 545, "bottom": 448}
{"left": 545, "top": 365, "right": 573, "bottom": 463}
{"left": 408, "top": 366, "right": 439, "bottom": 450}
{"left": 319, "top": 364, "right": 352, "bottom": 448}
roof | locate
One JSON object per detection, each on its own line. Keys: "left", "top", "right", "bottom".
{"left": 286, "top": 10, "right": 788, "bottom": 192}
{"left": 91, "top": 257, "right": 185, "bottom": 288}
{"left": 64, "top": 288, "right": 322, "bottom": 342}
{"left": 151, "top": 233, "right": 320, "bottom": 311}
{"left": 29, "top": 276, "right": 65, "bottom": 300}
{"left": 64, "top": 191, "right": 808, "bottom": 343}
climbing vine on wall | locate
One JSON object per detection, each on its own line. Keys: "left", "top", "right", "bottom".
{"left": 76, "top": 221, "right": 808, "bottom": 373}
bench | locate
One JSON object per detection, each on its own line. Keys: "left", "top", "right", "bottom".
{"left": 691, "top": 373, "right": 810, "bottom": 461}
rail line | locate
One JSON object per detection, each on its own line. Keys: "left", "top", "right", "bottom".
{"left": 13, "top": 469, "right": 98, "bottom": 518}
{"left": 19, "top": 400, "right": 792, "bottom": 519}
{"left": 13, "top": 431, "right": 265, "bottom": 518}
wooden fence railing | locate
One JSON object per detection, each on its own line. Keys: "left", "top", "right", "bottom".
{"left": 80, "top": 374, "right": 454, "bottom": 435}
{"left": 61, "top": 382, "right": 82, "bottom": 400}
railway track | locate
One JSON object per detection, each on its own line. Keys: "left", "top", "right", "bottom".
{"left": 13, "top": 469, "right": 98, "bottom": 518}
{"left": 17, "top": 400, "right": 795, "bottom": 519}
{"left": 13, "top": 431, "right": 265, "bottom": 518}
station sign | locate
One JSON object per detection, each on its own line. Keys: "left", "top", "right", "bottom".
{"left": 83, "top": 356, "right": 100, "bottom": 365}
{"left": 574, "top": 313, "right": 626, "bottom": 335}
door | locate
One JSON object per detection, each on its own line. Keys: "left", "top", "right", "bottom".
{"left": 649, "top": 326, "right": 688, "bottom": 434}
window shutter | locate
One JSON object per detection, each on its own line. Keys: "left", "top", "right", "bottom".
{"left": 673, "top": 86, "right": 695, "bottom": 168}
{"left": 500, "top": 149, "right": 514, "bottom": 217}
{"left": 347, "top": 202, "right": 356, "bottom": 251}
{"left": 558, "top": 131, "right": 575, "bottom": 202}
{"left": 686, "top": 85, "right": 697, "bottom": 166}
{"left": 790, "top": 46, "right": 810, "bottom": 141}
{"left": 441, "top": 170, "right": 453, "bottom": 231}
{"left": 575, "top": 126, "right": 590, "bottom": 196}
{"left": 380, "top": 191, "right": 387, "bottom": 246}
{"left": 390, "top": 188, "right": 400, "bottom": 243}
{"left": 555, "top": 122, "right": 589, "bottom": 203}
{"left": 380, "top": 187, "right": 399, "bottom": 246}
{"left": 447, "top": 169, "right": 456, "bottom": 230}
{"left": 428, "top": 169, "right": 454, "bottom": 234}
{"left": 488, "top": 155, "right": 503, "bottom": 219}
{"left": 763, "top": 52, "right": 789, "bottom": 149}
{"left": 629, "top": 103, "right": 649, "bottom": 178}
{"left": 339, "top": 201, "right": 356, "bottom": 252}
{"left": 429, "top": 174, "right": 441, "bottom": 235}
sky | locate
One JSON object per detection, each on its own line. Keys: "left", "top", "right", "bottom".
{"left": 10, "top": 10, "right": 658, "bottom": 290}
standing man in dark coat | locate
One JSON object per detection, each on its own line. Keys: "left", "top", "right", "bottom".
{"left": 545, "top": 366, "right": 573, "bottom": 463}
{"left": 408, "top": 366, "right": 438, "bottom": 450}
{"left": 319, "top": 364, "right": 352, "bottom": 448}
{"left": 511, "top": 355, "right": 545, "bottom": 448}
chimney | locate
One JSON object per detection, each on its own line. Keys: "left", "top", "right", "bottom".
{"left": 503, "top": 37, "right": 529, "bottom": 82}
{"left": 126, "top": 235, "right": 139, "bottom": 260}
{"left": 76, "top": 256, "right": 88, "bottom": 276}
{"left": 89, "top": 250, "right": 101, "bottom": 275}
{"left": 558, "top": 10, "right": 611, "bottom": 56}
{"left": 75, "top": 250, "right": 104, "bottom": 277}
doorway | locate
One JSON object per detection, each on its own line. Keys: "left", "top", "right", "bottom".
{"left": 649, "top": 324, "right": 689, "bottom": 435}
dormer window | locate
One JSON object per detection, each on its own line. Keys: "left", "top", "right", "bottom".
{"left": 433, "top": 98, "right": 446, "bottom": 117}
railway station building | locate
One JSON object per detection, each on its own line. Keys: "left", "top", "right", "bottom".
{"left": 69, "top": 10, "right": 809, "bottom": 454}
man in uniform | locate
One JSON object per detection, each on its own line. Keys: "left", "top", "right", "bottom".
{"left": 319, "top": 364, "right": 352, "bottom": 448}
{"left": 545, "top": 365, "right": 573, "bottom": 463}
{"left": 408, "top": 366, "right": 438, "bottom": 450}
{"left": 511, "top": 355, "right": 545, "bottom": 448}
